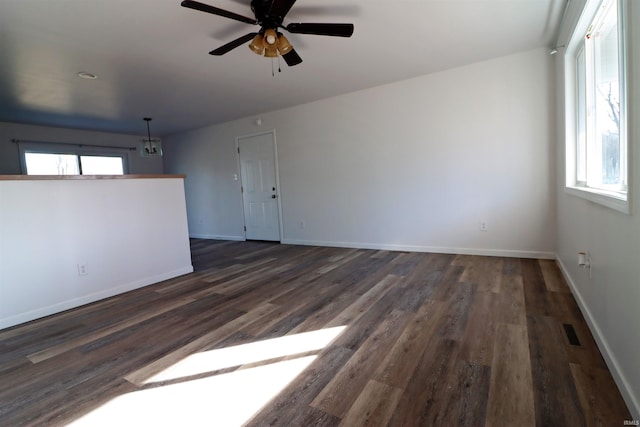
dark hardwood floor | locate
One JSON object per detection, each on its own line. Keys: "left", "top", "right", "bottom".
{"left": 0, "top": 239, "right": 631, "bottom": 426}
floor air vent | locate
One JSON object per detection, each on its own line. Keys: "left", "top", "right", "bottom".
{"left": 563, "top": 323, "right": 581, "bottom": 346}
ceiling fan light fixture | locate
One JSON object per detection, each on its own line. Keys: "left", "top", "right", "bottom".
{"left": 263, "top": 28, "right": 278, "bottom": 46}
{"left": 248, "top": 34, "right": 265, "bottom": 55}
{"left": 263, "top": 45, "right": 278, "bottom": 58}
{"left": 276, "top": 34, "right": 293, "bottom": 55}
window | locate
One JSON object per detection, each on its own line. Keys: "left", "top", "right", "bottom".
{"left": 79, "top": 155, "right": 124, "bottom": 175}
{"left": 21, "top": 147, "right": 128, "bottom": 176}
{"left": 24, "top": 153, "right": 80, "bottom": 175}
{"left": 565, "top": 0, "right": 628, "bottom": 213}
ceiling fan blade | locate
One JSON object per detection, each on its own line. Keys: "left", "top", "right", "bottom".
{"left": 209, "top": 32, "right": 259, "bottom": 55}
{"left": 181, "top": 0, "right": 257, "bottom": 25}
{"left": 285, "top": 23, "right": 354, "bottom": 37}
{"left": 285, "top": 5, "right": 360, "bottom": 17}
{"left": 269, "top": 0, "right": 298, "bottom": 21}
{"left": 282, "top": 49, "right": 303, "bottom": 66}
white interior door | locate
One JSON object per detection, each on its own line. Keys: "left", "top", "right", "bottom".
{"left": 238, "top": 131, "right": 281, "bottom": 241}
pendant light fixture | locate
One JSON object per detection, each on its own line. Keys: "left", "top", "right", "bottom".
{"left": 140, "top": 117, "right": 162, "bottom": 157}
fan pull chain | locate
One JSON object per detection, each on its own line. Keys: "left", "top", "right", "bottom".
{"left": 278, "top": 55, "right": 282, "bottom": 73}
{"left": 271, "top": 58, "right": 275, "bottom": 77}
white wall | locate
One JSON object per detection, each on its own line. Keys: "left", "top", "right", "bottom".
{"left": 0, "top": 177, "right": 193, "bottom": 329}
{"left": 163, "top": 124, "right": 245, "bottom": 241}
{"left": 164, "top": 48, "right": 556, "bottom": 258}
{"left": 554, "top": 0, "right": 640, "bottom": 418}
{"left": 0, "top": 121, "right": 164, "bottom": 175}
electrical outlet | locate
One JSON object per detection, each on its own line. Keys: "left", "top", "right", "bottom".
{"left": 479, "top": 221, "right": 488, "bottom": 232}
{"left": 77, "top": 264, "right": 88, "bottom": 276}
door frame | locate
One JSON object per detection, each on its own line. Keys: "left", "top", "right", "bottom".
{"left": 235, "top": 129, "right": 284, "bottom": 242}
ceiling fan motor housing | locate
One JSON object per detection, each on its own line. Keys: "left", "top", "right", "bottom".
{"left": 251, "top": 0, "right": 284, "bottom": 28}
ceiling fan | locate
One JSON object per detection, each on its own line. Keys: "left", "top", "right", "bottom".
{"left": 181, "top": 0, "right": 355, "bottom": 67}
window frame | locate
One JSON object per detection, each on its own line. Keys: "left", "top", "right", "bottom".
{"left": 564, "top": 0, "right": 630, "bottom": 214}
{"left": 19, "top": 143, "right": 130, "bottom": 176}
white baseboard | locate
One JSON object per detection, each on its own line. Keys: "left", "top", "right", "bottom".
{"left": 556, "top": 256, "right": 640, "bottom": 420}
{"left": 281, "top": 238, "right": 555, "bottom": 260}
{"left": 190, "top": 234, "right": 245, "bottom": 241}
{"left": 0, "top": 265, "right": 194, "bottom": 331}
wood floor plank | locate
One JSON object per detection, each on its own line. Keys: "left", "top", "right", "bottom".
{"left": 387, "top": 338, "right": 461, "bottom": 426}
{"left": 400, "top": 253, "right": 454, "bottom": 290}
{"left": 339, "top": 380, "right": 403, "bottom": 427}
{"left": 239, "top": 303, "right": 302, "bottom": 338}
{"left": 388, "top": 251, "right": 426, "bottom": 276}
{"left": 202, "top": 261, "right": 286, "bottom": 295}
{"left": 548, "top": 290, "right": 585, "bottom": 323}
{"left": 124, "top": 302, "right": 281, "bottom": 386}
{"left": 331, "top": 252, "right": 399, "bottom": 297}
{"left": 372, "top": 299, "right": 444, "bottom": 389}
{"left": 527, "top": 314, "right": 587, "bottom": 426}
{"left": 27, "top": 296, "right": 196, "bottom": 363}
{"left": 255, "top": 280, "right": 358, "bottom": 340}
{"left": 538, "top": 259, "right": 571, "bottom": 293}
{"left": 454, "top": 254, "right": 503, "bottom": 293}
{"left": 315, "top": 249, "right": 365, "bottom": 274}
{"left": 310, "top": 309, "right": 412, "bottom": 418}
{"left": 286, "top": 290, "right": 359, "bottom": 335}
{"left": 521, "top": 259, "right": 554, "bottom": 316}
{"left": 459, "top": 290, "right": 499, "bottom": 366}
{"left": 245, "top": 346, "right": 354, "bottom": 426}
{"left": 25, "top": 378, "right": 138, "bottom": 427}
{"left": 429, "top": 263, "right": 466, "bottom": 302}
{"left": 570, "top": 363, "right": 632, "bottom": 427}
{"left": 496, "top": 273, "right": 527, "bottom": 326}
{"left": 434, "top": 281, "right": 476, "bottom": 341}
{"left": 384, "top": 268, "right": 443, "bottom": 313}
{"left": 485, "top": 322, "right": 536, "bottom": 427}
{"left": 324, "top": 274, "right": 401, "bottom": 329}
{"left": 438, "top": 359, "right": 492, "bottom": 427}
{"left": 0, "top": 296, "right": 121, "bottom": 341}
{"left": 329, "top": 280, "right": 408, "bottom": 352}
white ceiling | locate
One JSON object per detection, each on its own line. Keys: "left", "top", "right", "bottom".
{"left": 0, "top": 0, "right": 564, "bottom": 136}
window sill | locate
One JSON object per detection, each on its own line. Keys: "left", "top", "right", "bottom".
{"left": 565, "top": 185, "right": 630, "bottom": 214}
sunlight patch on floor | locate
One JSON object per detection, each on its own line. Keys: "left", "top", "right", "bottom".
{"left": 146, "top": 325, "right": 346, "bottom": 384}
{"left": 68, "top": 355, "right": 317, "bottom": 427}
{"left": 68, "top": 326, "right": 346, "bottom": 427}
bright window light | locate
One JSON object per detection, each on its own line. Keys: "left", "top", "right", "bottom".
{"left": 80, "top": 156, "right": 124, "bottom": 175}
{"left": 24, "top": 152, "right": 79, "bottom": 175}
